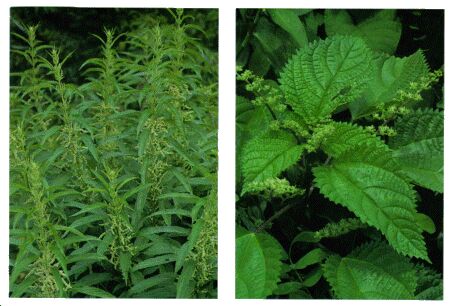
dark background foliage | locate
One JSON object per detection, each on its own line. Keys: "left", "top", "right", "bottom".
{"left": 11, "top": 7, "right": 218, "bottom": 84}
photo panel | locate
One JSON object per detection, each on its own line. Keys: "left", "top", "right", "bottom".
{"left": 236, "top": 8, "right": 443, "bottom": 300}
{"left": 10, "top": 7, "right": 218, "bottom": 298}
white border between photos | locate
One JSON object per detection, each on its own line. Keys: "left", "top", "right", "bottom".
{"left": 0, "top": 1, "right": 448, "bottom": 306}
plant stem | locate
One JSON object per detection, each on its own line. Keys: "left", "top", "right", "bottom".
{"left": 255, "top": 200, "right": 298, "bottom": 233}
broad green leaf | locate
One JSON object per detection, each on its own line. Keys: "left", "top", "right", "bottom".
{"left": 302, "top": 266, "right": 323, "bottom": 287}
{"left": 236, "top": 228, "right": 283, "bottom": 298}
{"left": 248, "top": 42, "right": 271, "bottom": 76}
{"left": 273, "top": 281, "right": 302, "bottom": 296}
{"left": 414, "top": 264, "right": 443, "bottom": 300}
{"left": 252, "top": 17, "right": 298, "bottom": 74}
{"left": 279, "top": 35, "right": 373, "bottom": 124}
{"left": 321, "top": 122, "right": 386, "bottom": 158}
{"left": 350, "top": 50, "right": 430, "bottom": 118}
{"left": 236, "top": 96, "right": 272, "bottom": 146}
{"left": 292, "top": 248, "right": 327, "bottom": 270}
{"left": 268, "top": 9, "right": 308, "bottom": 48}
{"left": 236, "top": 96, "right": 272, "bottom": 183}
{"left": 415, "top": 213, "right": 436, "bottom": 234}
{"left": 241, "top": 130, "right": 303, "bottom": 195}
{"left": 313, "top": 145, "right": 428, "bottom": 261}
{"left": 323, "top": 241, "right": 417, "bottom": 299}
{"left": 325, "top": 9, "right": 401, "bottom": 54}
{"left": 390, "top": 109, "right": 443, "bottom": 192}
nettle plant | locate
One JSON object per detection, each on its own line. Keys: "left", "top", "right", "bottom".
{"left": 10, "top": 9, "right": 218, "bottom": 298}
{"left": 236, "top": 9, "right": 443, "bottom": 300}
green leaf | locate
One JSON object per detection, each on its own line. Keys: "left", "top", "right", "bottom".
{"left": 10, "top": 275, "right": 38, "bottom": 297}
{"left": 50, "top": 267, "right": 67, "bottom": 297}
{"left": 81, "top": 135, "right": 99, "bottom": 162}
{"left": 174, "top": 218, "right": 204, "bottom": 273}
{"left": 236, "top": 96, "right": 272, "bottom": 146}
{"left": 69, "top": 214, "right": 104, "bottom": 229}
{"left": 252, "top": 17, "right": 298, "bottom": 74}
{"left": 279, "top": 35, "right": 373, "bottom": 124}
{"left": 139, "top": 226, "right": 191, "bottom": 237}
{"left": 132, "top": 254, "right": 176, "bottom": 272}
{"left": 128, "top": 273, "right": 175, "bottom": 295}
{"left": 414, "top": 264, "right": 443, "bottom": 300}
{"left": 390, "top": 109, "right": 443, "bottom": 192}
{"left": 77, "top": 273, "right": 113, "bottom": 287}
{"left": 119, "top": 252, "right": 132, "bottom": 285}
{"left": 273, "top": 282, "right": 302, "bottom": 296}
{"left": 350, "top": 50, "right": 430, "bottom": 118}
{"left": 292, "top": 248, "right": 327, "bottom": 270}
{"left": 313, "top": 145, "right": 428, "bottom": 261}
{"left": 171, "top": 168, "right": 193, "bottom": 194}
{"left": 302, "top": 266, "right": 323, "bottom": 287}
{"left": 150, "top": 208, "right": 192, "bottom": 218}
{"left": 323, "top": 241, "right": 417, "bottom": 299}
{"left": 70, "top": 202, "right": 107, "bottom": 217}
{"left": 268, "top": 9, "right": 308, "bottom": 48}
{"left": 50, "top": 244, "right": 68, "bottom": 276}
{"left": 236, "top": 228, "right": 283, "bottom": 298}
{"left": 325, "top": 9, "right": 401, "bottom": 54}
{"left": 123, "top": 183, "right": 151, "bottom": 200}
{"left": 321, "top": 122, "right": 386, "bottom": 158}
{"left": 415, "top": 213, "right": 436, "bottom": 234}
{"left": 241, "top": 130, "right": 303, "bottom": 195}
{"left": 176, "top": 260, "right": 195, "bottom": 298}
{"left": 10, "top": 255, "right": 38, "bottom": 284}
{"left": 67, "top": 253, "right": 107, "bottom": 264}
{"left": 290, "top": 231, "right": 320, "bottom": 245}
{"left": 157, "top": 192, "right": 200, "bottom": 203}
{"left": 71, "top": 286, "right": 116, "bottom": 298}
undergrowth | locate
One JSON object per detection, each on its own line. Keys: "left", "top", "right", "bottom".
{"left": 10, "top": 8, "right": 218, "bottom": 298}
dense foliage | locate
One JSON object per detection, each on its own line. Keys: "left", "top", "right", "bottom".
{"left": 236, "top": 9, "right": 443, "bottom": 299}
{"left": 10, "top": 8, "right": 218, "bottom": 298}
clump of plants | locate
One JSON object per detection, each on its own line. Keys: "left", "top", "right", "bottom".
{"left": 236, "top": 9, "right": 443, "bottom": 299}
{"left": 10, "top": 8, "right": 218, "bottom": 298}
